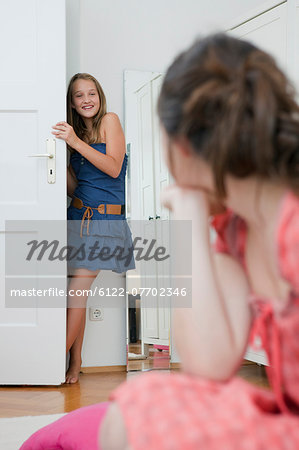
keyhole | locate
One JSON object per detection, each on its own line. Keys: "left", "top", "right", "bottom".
{"left": 50, "top": 169, "right": 53, "bottom": 174}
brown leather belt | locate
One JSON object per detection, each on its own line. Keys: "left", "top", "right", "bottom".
{"left": 72, "top": 197, "right": 124, "bottom": 215}
{"left": 71, "top": 197, "right": 125, "bottom": 237}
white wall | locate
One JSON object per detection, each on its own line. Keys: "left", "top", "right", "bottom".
{"left": 66, "top": 0, "right": 279, "bottom": 367}
{"left": 79, "top": 0, "right": 270, "bottom": 119}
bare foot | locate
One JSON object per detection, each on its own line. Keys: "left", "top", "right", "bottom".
{"left": 65, "top": 359, "right": 82, "bottom": 384}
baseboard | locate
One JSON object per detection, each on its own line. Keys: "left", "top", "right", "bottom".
{"left": 81, "top": 365, "right": 126, "bottom": 373}
{"left": 170, "top": 360, "right": 253, "bottom": 370}
{"left": 243, "top": 359, "right": 259, "bottom": 365}
{"left": 81, "top": 360, "right": 253, "bottom": 373}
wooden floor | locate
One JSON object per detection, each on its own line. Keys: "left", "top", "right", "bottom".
{"left": 0, "top": 361, "right": 269, "bottom": 418}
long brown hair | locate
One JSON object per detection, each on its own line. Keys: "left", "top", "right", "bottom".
{"left": 67, "top": 73, "right": 107, "bottom": 151}
{"left": 158, "top": 33, "right": 299, "bottom": 197}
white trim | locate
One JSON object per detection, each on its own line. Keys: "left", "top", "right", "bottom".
{"left": 140, "top": 337, "right": 169, "bottom": 346}
{"left": 225, "top": 0, "right": 286, "bottom": 31}
{"left": 135, "top": 73, "right": 162, "bottom": 94}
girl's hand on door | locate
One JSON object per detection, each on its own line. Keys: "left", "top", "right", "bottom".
{"left": 52, "top": 122, "right": 80, "bottom": 149}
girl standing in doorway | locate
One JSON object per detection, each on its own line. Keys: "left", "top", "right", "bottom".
{"left": 52, "top": 73, "right": 135, "bottom": 384}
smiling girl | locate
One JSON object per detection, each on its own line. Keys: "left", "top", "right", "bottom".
{"left": 52, "top": 73, "right": 135, "bottom": 384}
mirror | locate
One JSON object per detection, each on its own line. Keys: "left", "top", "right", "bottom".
{"left": 124, "top": 70, "right": 171, "bottom": 372}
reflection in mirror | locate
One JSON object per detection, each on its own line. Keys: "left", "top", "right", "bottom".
{"left": 124, "top": 70, "right": 172, "bottom": 372}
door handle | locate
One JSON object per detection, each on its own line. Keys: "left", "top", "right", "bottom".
{"left": 28, "top": 138, "right": 56, "bottom": 184}
{"left": 28, "top": 153, "right": 54, "bottom": 158}
{"left": 148, "top": 216, "right": 154, "bottom": 220}
{"left": 155, "top": 215, "right": 161, "bottom": 219}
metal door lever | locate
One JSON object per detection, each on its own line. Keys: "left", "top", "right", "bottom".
{"left": 28, "top": 153, "right": 54, "bottom": 158}
{"left": 28, "top": 138, "right": 56, "bottom": 183}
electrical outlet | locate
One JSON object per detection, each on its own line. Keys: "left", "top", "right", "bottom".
{"left": 89, "top": 307, "right": 104, "bottom": 321}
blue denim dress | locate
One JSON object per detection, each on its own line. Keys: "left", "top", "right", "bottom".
{"left": 67, "top": 143, "right": 135, "bottom": 273}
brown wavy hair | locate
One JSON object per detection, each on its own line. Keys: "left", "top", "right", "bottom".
{"left": 158, "top": 33, "right": 299, "bottom": 198}
{"left": 67, "top": 73, "right": 107, "bottom": 151}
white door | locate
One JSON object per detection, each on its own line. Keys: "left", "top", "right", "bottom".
{"left": 137, "top": 82, "right": 156, "bottom": 224}
{"left": 137, "top": 82, "right": 159, "bottom": 339}
{"left": 137, "top": 77, "right": 171, "bottom": 345}
{"left": 0, "top": 0, "right": 66, "bottom": 384}
{"left": 152, "top": 76, "right": 171, "bottom": 341}
{"left": 152, "top": 76, "right": 169, "bottom": 222}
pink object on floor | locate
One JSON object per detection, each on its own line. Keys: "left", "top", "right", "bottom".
{"left": 20, "top": 401, "right": 110, "bottom": 450}
{"left": 153, "top": 344, "right": 169, "bottom": 351}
